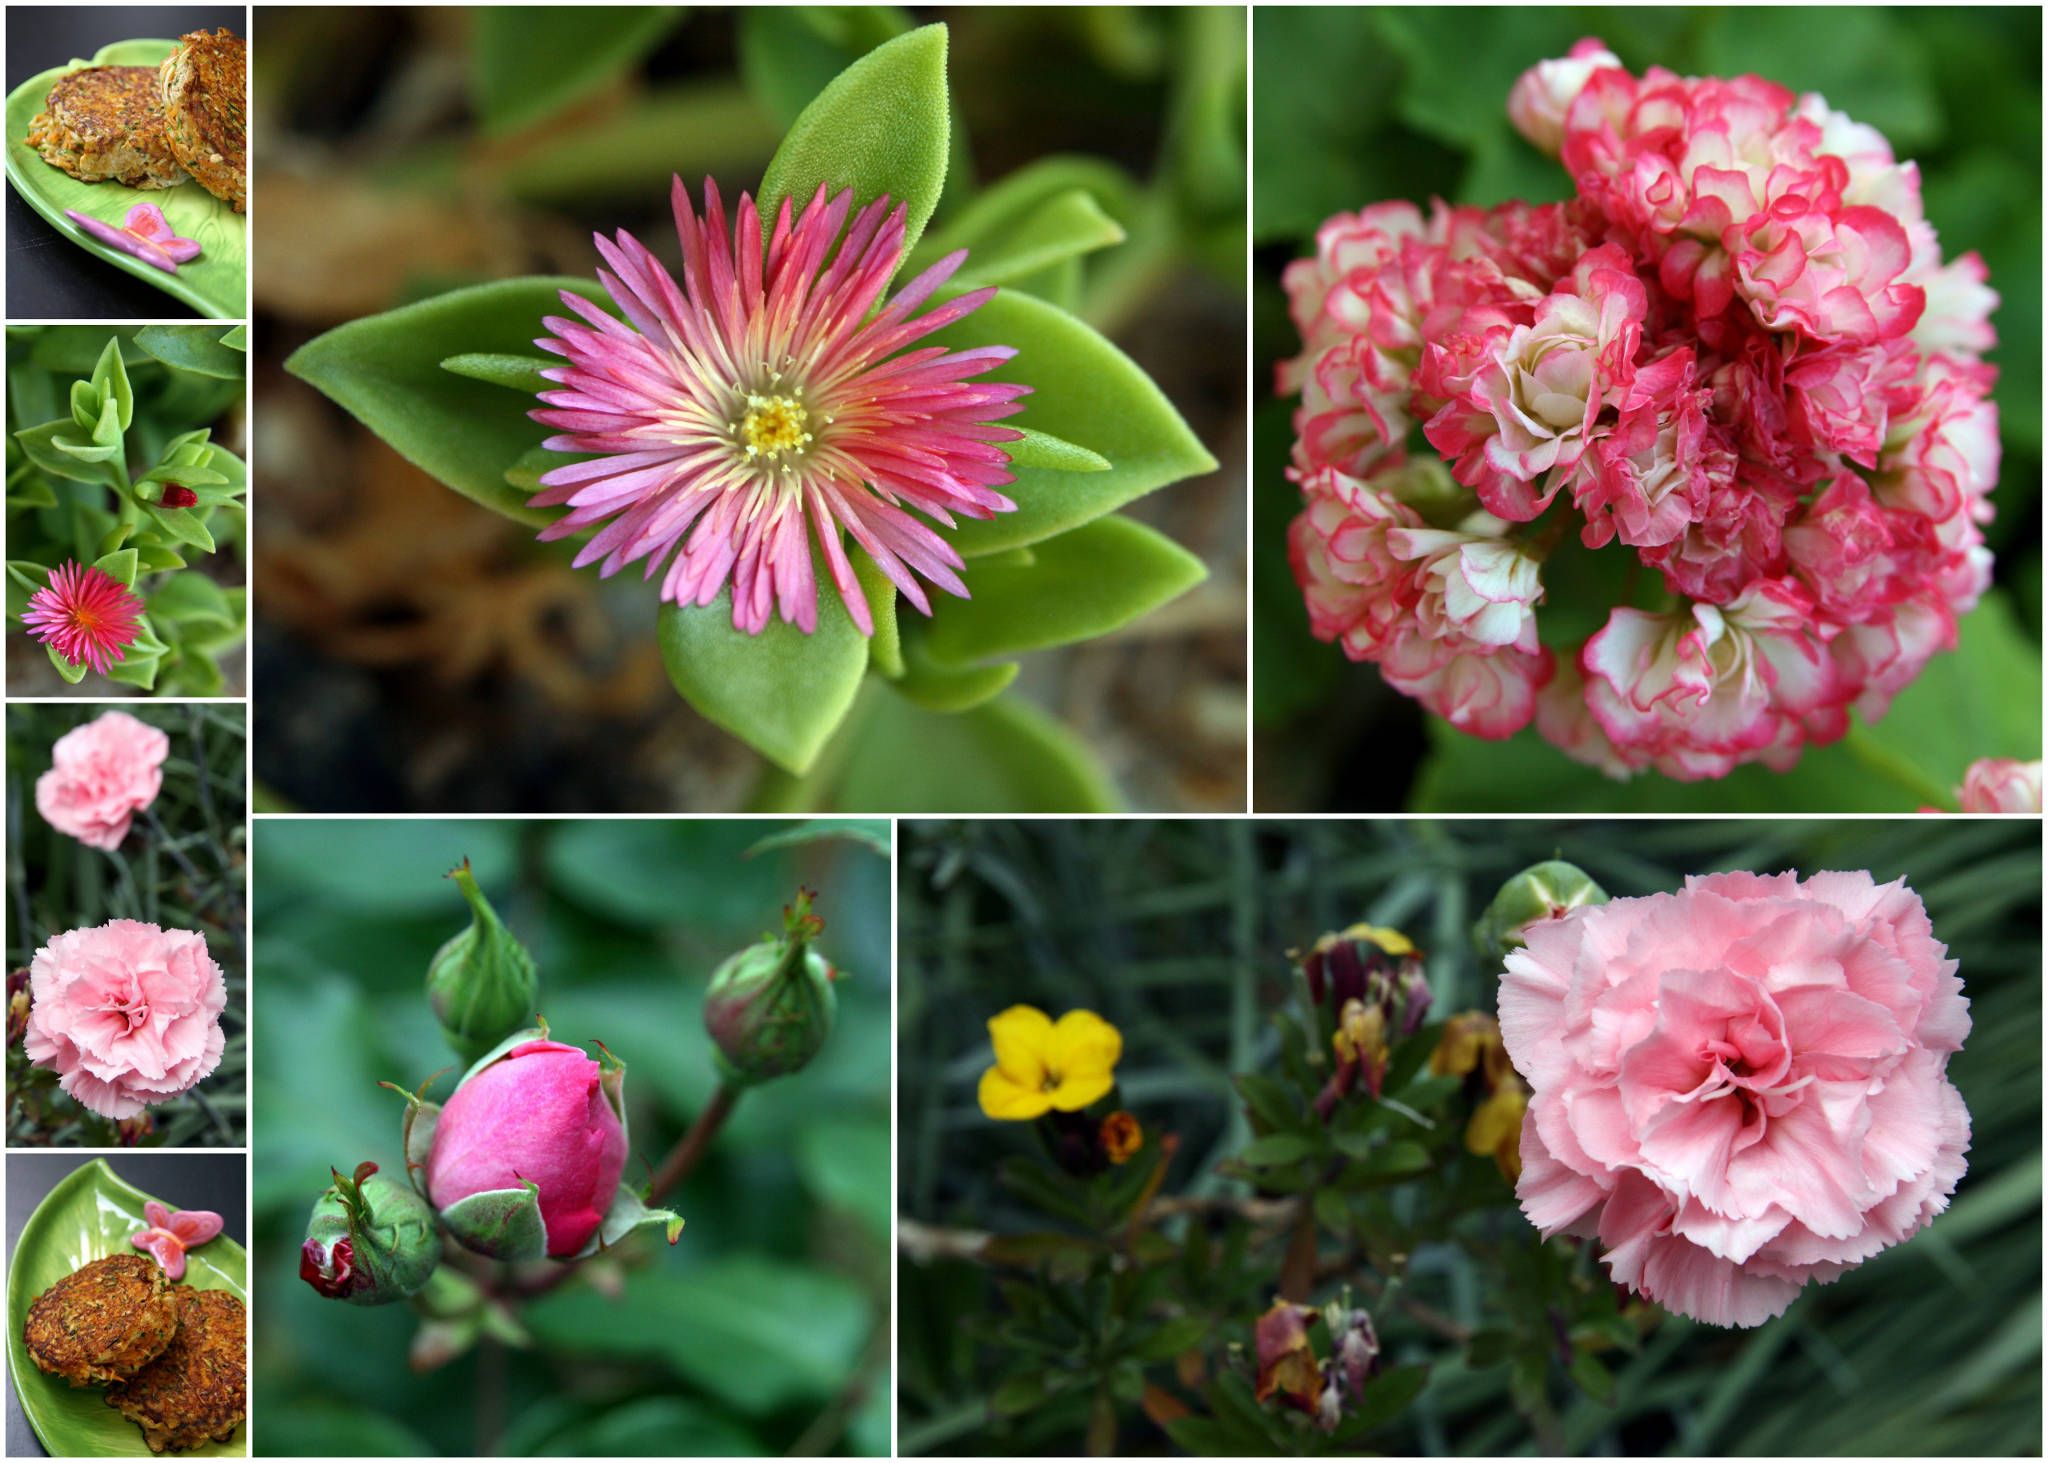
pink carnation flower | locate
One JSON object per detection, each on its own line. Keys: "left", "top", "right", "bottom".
{"left": 24, "top": 920, "right": 227, "bottom": 1120}
{"left": 1956, "top": 757, "right": 2041, "bottom": 814}
{"left": 34, "top": 711, "right": 170, "bottom": 850}
{"left": 529, "top": 177, "right": 1029, "bottom": 637}
{"left": 1499, "top": 870, "right": 1970, "bottom": 1328}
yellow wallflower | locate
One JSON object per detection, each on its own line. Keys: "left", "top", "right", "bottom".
{"left": 977, "top": 1006, "right": 1123, "bottom": 1120}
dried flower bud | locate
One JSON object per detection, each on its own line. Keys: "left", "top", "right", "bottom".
{"left": 1100, "top": 1111, "right": 1142, "bottom": 1165}
{"left": 425, "top": 860, "right": 539, "bottom": 1065}
{"left": 1253, "top": 1300, "right": 1324, "bottom": 1419}
{"left": 7, "top": 969, "right": 28, "bottom": 1044}
{"left": 301, "top": 1161, "right": 442, "bottom": 1306}
{"left": 702, "top": 889, "right": 839, "bottom": 1087}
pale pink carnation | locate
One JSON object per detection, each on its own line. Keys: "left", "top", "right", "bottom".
{"left": 1500, "top": 870, "right": 1970, "bottom": 1328}
{"left": 24, "top": 920, "right": 227, "bottom": 1120}
{"left": 34, "top": 711, "right": 169, "bottom": 851}
{"left": 1957, "top": 758, "right": 2042, "bottom": 814}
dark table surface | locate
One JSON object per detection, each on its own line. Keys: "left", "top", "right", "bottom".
{"left": 4, "top": 1152, "right": 247, "bottom": 1457}
{"left": 5, "top": 5, "right": 244, "bottom": 320}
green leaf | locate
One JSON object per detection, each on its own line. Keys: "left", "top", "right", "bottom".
{"left": 1239, "top": 1132, "right": 1319, "bottom": 1166}
{"left": 758, "top": 24, "right": 952, "bottom": 262}
{"left": 1130, "top": 1313, "right": 1212, "bottom": 1362}
{"left": 441, "top": 352, "right": 556, "bottom": 393}
{"left": 147, "top": 571, "right": 236, "bottom": 627}
{"left": 948, "top": 189, "right": 1127, "bottom": 288}
{"left": 218, "top": 324, "right": 248, "bottom": 351}
{"left": 285, "top": 277, "right": 609, "bottom": 527}
{"left": 102, "top": 615, "right": 168, "bottom": 690}
{"left": 891, "top": 622, "right": 1019, "bottom": 711}
{"left": 16, "top": 421, "right": 120, "bottom": 484}
{"left": 470, "top": 6, "right": 685, "bottom": 137}
{"left": 851, "top": 547, "right": 903, "bottom": 677}
{"left": 137, "top": 500, "right": 217, "bottom": 553}
{"left": 736, "top": 6, "right": 915, "bottom": 129}
{"left": 1007, "top": 427, "right": 1111, "bottom": 474}
{"left": 90, "top": 337, "right": 134, "bottom": 433}
{"left": 46, "top": 644, "right": 88, "bottom": 684}
{"left": 90, "top": 548, "right": 138, "bottom": 588}
{"left": 1235, "top": 1072, "right": 1307, "bottom": 1134}
{"left": 927, "top": 286, "right": 1217, "bottom": 556}
{"left": 911, "top": 155, "right": 1140, "bottom": 268}
{"left": 657, "top": 590, "right": 869, "bottom": 775}
{"left": 1570, "top": 1350, "right": 1616, "bottom": 1404}
{"left": 132, "top": 325, "right": 245, "bottom": 379}
{"left": 921, "top": 514, "right": 1206, "bottom": 666}
{"left": 833, "top": 690, "right": 1119, "bottom": 811}
{"left": 744, "top": 818, "right": 893, "bottom": 859}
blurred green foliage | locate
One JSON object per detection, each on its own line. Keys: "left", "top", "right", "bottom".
{"left": 1252, "top": 7, "right": 2043, "bottom": 810}
{"left": 252, "top": 818, "right": 891, "bottom": 1456}
{"left": 898, "top": 818, "right": 2040, "bottom": 1454}
{"left": 5, "top": 702, "right": 246, "bottom": 1146}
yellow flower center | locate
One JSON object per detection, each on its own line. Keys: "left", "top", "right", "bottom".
{"left": 739, "top": 393, "right": 812, "bottom": 461}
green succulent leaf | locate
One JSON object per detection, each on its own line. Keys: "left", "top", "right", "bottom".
{"left": 1006, "top": 427, "right": 1110, "bottom": 474}
{"left": 89, "top": 337, "right": 134, "bottom": 433}
{"left": 218, "top": 324, "right": 248, "bottom": 351}
{"left": 45, "top": 644, "right": 89, "bottom": 684}
{"left": 928, "top": 285, "right": 1217, "bottom": 556}
{"left": 138, "top": 500, "right": 217, "bottom": 553}
{"left": 148, "top": 571, "right": 237, "bottom": 627}
{"left": 132, "top": 324, "right": 247, "bottom": 380}
{"left": 890, "top": 622, "right": 1020, "bottom": 712}
{"left": 834, "top": 691, "right": 1119, "bottom": 811}
{"left": 758, "top": 24, "right": 951, "bottom": 262}
{"left": 91, "top": 548, "right": 139, "bottom": 588}
{"left": 15, "top": 420, "right": 121, "bottom": 484}
{"left": 911, "top": 155, "right": 1140, "bottom": 270}
{"left": 948, "top": 189, "right": 1127, "bottom": 288}
{"left": 286, "top": 277, "right": 610, "bottom": 527}
{"left": 69, "top": 378, "right": 99, "bottom": 432}
{"left": 102, "top": 614, "right": 168, "bottom": 691}
{"left": 850, "top": 549, "right": 903, "bottom": 678}
{"left": 133, "top": 544, "right": 187, "bottom": 573}
{"left": 657, "top": 589, "right": 870, "bottom": 775}
{"left": 737, "top": 6, "right": 915, "bottom": 129}
{"left": 441, "top": 352, "right": 558, "bottom": 393}
{"left": 470, "top": 6, "right": 685, "bottom": 137}
{"left": 922, "top": 514, "right": 1206, "bottom": 666}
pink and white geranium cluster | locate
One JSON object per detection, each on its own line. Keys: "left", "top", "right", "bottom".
{"left": 1280, "top": 40, "right": 2000, "bottom": 780}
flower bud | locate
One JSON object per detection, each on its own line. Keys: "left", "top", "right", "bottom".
{"left": 301, "top": 1161, "right": 442, "bottom": 1306}
{"left": 1473, "top": 859, "right": 1609, "bottom": 959}
{"left": 425, "top": 860, "right": 539, "bottom": 1066}
{"left": 424, "top": 1035, "right": 628, "bottom": 1260}
{"left": 116, "top": 1114, "right": 154, "bottom": 1146}
{"left": 7, "top": 969, "right": 28, "bottom": 1044}
{"left": 1099, "top": 1111, "right": 1142, "bottom": 1165}
{"left": 702, "top": 889, "right": 840, "bottom": 1087}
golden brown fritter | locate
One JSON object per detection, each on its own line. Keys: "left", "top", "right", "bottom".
{"left": 157, "top": 29, "right": 245, "bottom": 212}
{"left": 21, "top": 1254, "right": 180, "bottom": 1388}
{"left": 25, "top": 66, "right": 189, "bottom": 190}
{"left": 105, "top": 1286, "right": 248, "bottom": 1454}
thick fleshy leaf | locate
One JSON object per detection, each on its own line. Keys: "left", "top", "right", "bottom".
{"left": 137, "top": 500, "right": 217, "bottom": 553}
{"left": 923, "top": 514, "right": 1206, "bottom": 666}
{"left": 285, "top": 277, "right": 611, "bottom": 527}
{"left": 758, "top": 24, "right": 951, "bottom": 262}
{"left": 891, "top": 622, "right": 1019, "bottom": 711}
{"left": 440, "top": 1181, "right": 549, "bottom": 1263}
{"left": 132, "top": 325, "right": 245, "bottom": 379}
{"left": 90, "top": 337, "right": 133, "bottom": 433}
{"left": 835, "top": 692, "right": 1119, "bottom": 811}
{"left": 101, "top": 615, "right": 167, "bottom": 690}
{"left": 910, "top": 155, "right": 1139, "bottom": 271}
{"left": 951, "top": 190, "right": 1126, "bottom": 288}
{"left": 149, "top": 571, "right": 237, "bottom": 627}
{"left": 16, "top": 421, "right": 120, "bottom": 483}
{"left": 743, "top": 819, "right": 893, "bottom": 859}
{"left": 851, "top": 549, "right": 903, "bottom": 677}
{"left": 45, "top": 645, "right": 88, "bottom": 684}
{"left": 441, "top": 352, "right": 557, "bottom": 393}
{"left": 658, "top": 589, "right": 870, "bottom": 775}
{"left": 928, "top": 286, "right": 1216, "bottom": 556}
{"left": 737, "top": 6, "right": 915, "bottom": 129}
{"left": 470, "top": 6, "right": 685, "bottom": 137}
{"left": 1006, "top": 428, "right": 1110, "bottom": 474}
{"left": 218, "top": 324, "right": 248, "bottom": 351}
{"left": 90, "top": 549, "right": 138, "bottom": 588}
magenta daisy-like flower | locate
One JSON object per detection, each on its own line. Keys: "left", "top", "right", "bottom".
{"left": 21, "top": 560, "right": 145, "bottom": 676}
{"left": 529, "top": 176, "right": 1032, "bottom": 636}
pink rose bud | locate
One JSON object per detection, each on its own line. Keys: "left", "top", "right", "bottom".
{"left": 34, "top": 711, "right": 169, "bottom": 850}
{"left": 24, "top": 920, "right": 226, "bottom": 1119}
{"left": 425, "top": 1038, "right": 629, "bottom": 1258}
{"left": 1507, "top": 37, "right": 1621, "bottom": 156}
{"left": 302, "top": 1162, "right": 442, "bottom": 1305}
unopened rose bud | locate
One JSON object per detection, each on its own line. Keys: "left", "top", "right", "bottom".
{"left": 301, "top": 1161, "right": 441, "bottom": 1306}
{"left": 1473, "top": 859, "right": 1609, "bottom": 959}
{"left": 424, "top": 1036, "right": 627, "bottom": 1260}
{"left": 702, "top": 889, "right": 839, "bottom": 1087}
{"left": 425, "top": 860, "right": 539, "bottom": 1065}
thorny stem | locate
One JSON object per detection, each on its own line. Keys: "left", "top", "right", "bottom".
{"left": 648, "top": 1082, "right": 740, "bottom": 1205}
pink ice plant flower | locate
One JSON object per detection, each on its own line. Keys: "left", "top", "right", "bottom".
{"left": 1279, "top": 42, "right": 1999, "bottom": 778}
{"left": 1499, "top": 869, "right": 1970, "bottom": 1328}
{"left": 21, "top": 560, "right": 145, "bottom": 677}
{"left": 528, "top": 177, "right": 1030, "bottom": 636}
{"left": 131, "top": 1200, "right": 224, "bottom": 1280}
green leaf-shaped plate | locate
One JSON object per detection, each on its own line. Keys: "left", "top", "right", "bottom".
{"left": 5, "top": 41, "right": 247, "bottom": 319}
{"left": 5, "top": 1159, "right": 248, "bottom": 1457}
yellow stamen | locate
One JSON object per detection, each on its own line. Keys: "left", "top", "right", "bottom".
{"left": 739, "top": 392, "right": 812, "bottom": 460}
